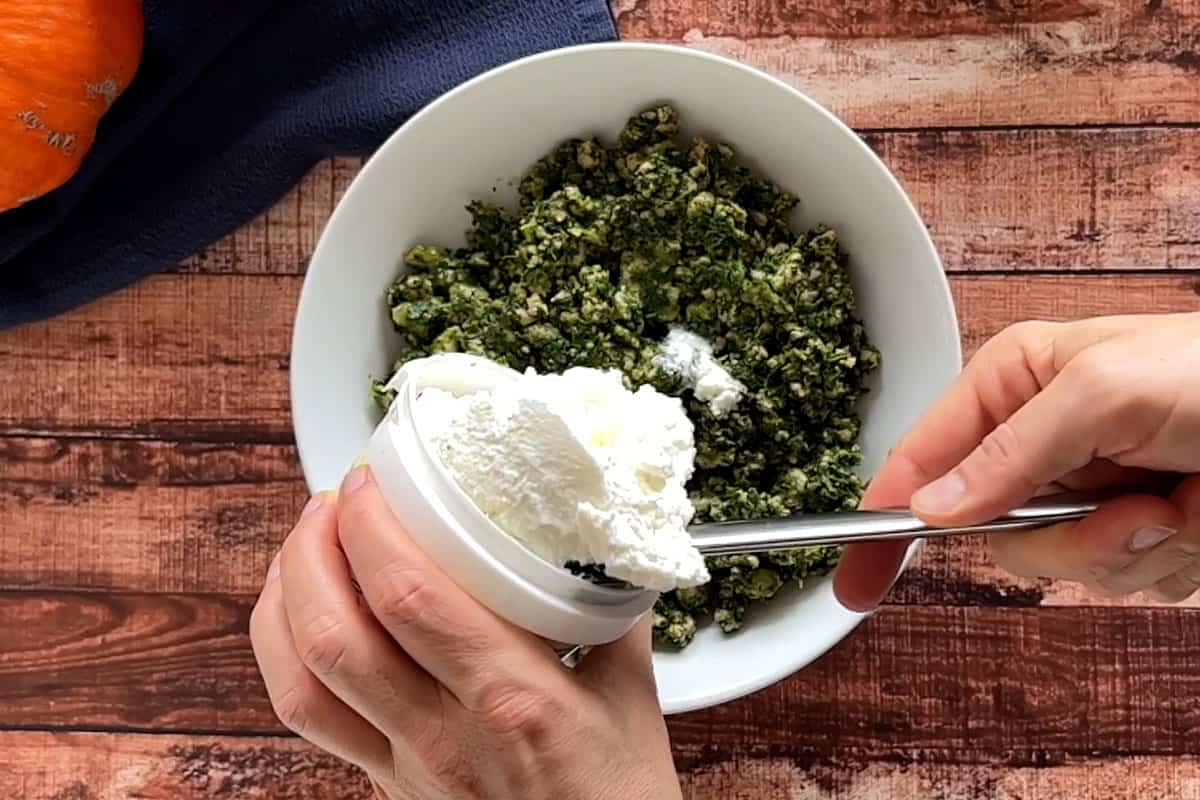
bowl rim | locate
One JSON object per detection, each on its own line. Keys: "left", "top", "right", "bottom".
{"left": 290, "top": 40, "right": 963, "bottom": 713}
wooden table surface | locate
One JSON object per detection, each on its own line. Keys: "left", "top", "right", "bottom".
{"left": 3, "top": 2, "right": 1200, "bottom": 798}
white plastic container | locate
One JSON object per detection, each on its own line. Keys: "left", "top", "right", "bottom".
{"left": 363, "top": 353, "right": 660, "bottom": 648}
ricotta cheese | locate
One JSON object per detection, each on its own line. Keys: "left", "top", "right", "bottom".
{"left": 415, "top": 362, "right": 710, "bottom": 592}
{"left": 654, "top": 328, "right": 745, "bottom": 417}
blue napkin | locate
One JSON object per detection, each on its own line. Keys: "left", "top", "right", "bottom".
{"left": 0, "top": 0, "right": 617, "bottom": 330}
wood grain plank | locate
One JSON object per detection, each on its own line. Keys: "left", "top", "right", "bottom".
{"left": 0, "top": 272, "right": 1191, "bottom": 443}
{"left": 183, "top": 126, "right": 1200, "bottom": 276}
{"left": 0, "top": 275, "right": 1194, "bottom": 599}
{"left": 669, "top": 606, "right": 1200, "bottom": 760}
{"left": 677, "top": 755, "right": 1200, "bottom": 800}
{"left": 891, "top": 537, "right": 1050, "bottom": 608}
{"left": 894, "top": 537, "right": 1200, "bottom": 610}
{"left": 865, "top": 128, "right": 1200, "bottom": 270}
{"left": 3, "top": 594, "right": 1200, "bottom": 755}
{"left": 0, "top": 732, "right": 372, "bottom": 800}
{"left": 0, "top": 592, "right": 268, "bottom": 733}
{"left": 3, "top": 731, "right": 1200, "bottom": 800}
{"left": 950, "top": 273, "right": 1200, "bottom": 352}
{"left": 0, "top": 438, "right": 302, "bottom": 595}
{"left": 0, "top": 434, "right": 1190, "bottom": 611}
{"left": 0, "top": 274, "right": 298, "bottom": 441}
{"left": 616, "top": 0, "right": 1200, "bottom": 128}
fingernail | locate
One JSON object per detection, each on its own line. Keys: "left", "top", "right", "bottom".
{"left": 912, "top": 471, "right": 966, "bottom": 513}
{"left": 1130, "top": 526, "right": 1176, "bottom": 553}
{"left": 343, "top": 465, "right": 372, "bottom": 495}
{"left": 266, "top": 552, "right": 281, "bottom": 583}
{"left": 300, "top": 495, "right": 323, "bottom": 517}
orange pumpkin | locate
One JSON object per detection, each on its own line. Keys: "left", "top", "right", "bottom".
{"left": 0, "top": 0, "right": 144, "bottom": 212}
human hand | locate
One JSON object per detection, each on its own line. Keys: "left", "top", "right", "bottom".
{"left": 250, "top": 466, "right": 682, "bottom": 800}
{"left": 834, "top": 313, "right": 1200, "bottom": 610}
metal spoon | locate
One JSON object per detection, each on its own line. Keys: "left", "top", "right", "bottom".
{"left": 573, "top": 492, "right": 1105, "bottom": 590}
{"left": 688, "top": 491, "right": 1102, "bottom": 556}
{"left": 557, "top": 493, "right": 1109, "bottom": 663}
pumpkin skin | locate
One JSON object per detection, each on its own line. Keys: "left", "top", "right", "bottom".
{"left": 0, "top": 0, "right": 144, "bottom": 212}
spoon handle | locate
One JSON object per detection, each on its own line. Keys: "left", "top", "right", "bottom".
{"left": 688, "top": 493, "right": 1102, "bottom": 556}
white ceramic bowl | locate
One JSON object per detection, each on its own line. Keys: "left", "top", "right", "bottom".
{"left": 291, "top": 42, "right": 961, "bottom": 715}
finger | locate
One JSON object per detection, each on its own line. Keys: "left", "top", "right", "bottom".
{"left": 1146, "top": 565, "right": 1200, "bottom": 604}
{"left": 988, "top": 493, "right": 1182, "bottom": 586}
{"left": 829, "top": 463, "right": 1155, "bottom": 613}
{"left": 336, "top": 466, "right": 566, "bottom": 710}
{"left": 883, "top": 322, "right": 1062, "bottom": 498}
{"left": 1094, "top": 476, "right": 1200, "bottom": 596}
{"left": 578, "top": 614, "right": 656, "bottom": 698}
{"left": 1056, "top": 461, "right": 1165, "bottom": 493}
{"left": 909, "top": 358, "right": 1125, "bottom": 526}
{"left": 910, "top": 315, "right": 1191, "bottom": 528}
{"left": 835, "top": 316, "right": 1170, "bottom": 611}
{"left": 832, "top": 540, "right": 907, "bottom": 613}
{"left": 1048, "top": 312, "right": 1197, "bottom": 358}
{"left": 1145, "top": 477, "right": 1200, "bottom": 602}
{"left": 890, "top": 316, "right": 1168, "bottom": 505}
{"left": 250, "top": 552, "right": 392, "bottom": 773}
{"left": 280, "top": 492, "right": 445, "bottom": 739}
{"left": 832, "top": 452, "right": 925, "bottom": 612}
{"left": 831, "top": 323, "right": 1065, "bottom": 612}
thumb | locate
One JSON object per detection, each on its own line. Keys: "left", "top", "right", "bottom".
{"left": 910, "top": 368, "right": 1099, "bottom": 526}
{"left": 833, "top": 451, "right": 927, "bottom": 612}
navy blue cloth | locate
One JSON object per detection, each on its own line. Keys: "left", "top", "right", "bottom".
{"left": 0, "top": 0, "right": 616, "bottom": 330}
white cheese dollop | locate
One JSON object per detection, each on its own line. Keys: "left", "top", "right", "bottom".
{"left": 415, "top": 364, "right": 710, "bottom": 592}
{"left": 654, "top": 328, "right": 745, "bottom": 417}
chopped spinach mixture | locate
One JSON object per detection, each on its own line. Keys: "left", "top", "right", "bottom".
{"left": 375, "top": 106, "right": 879, "bottom": 649}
